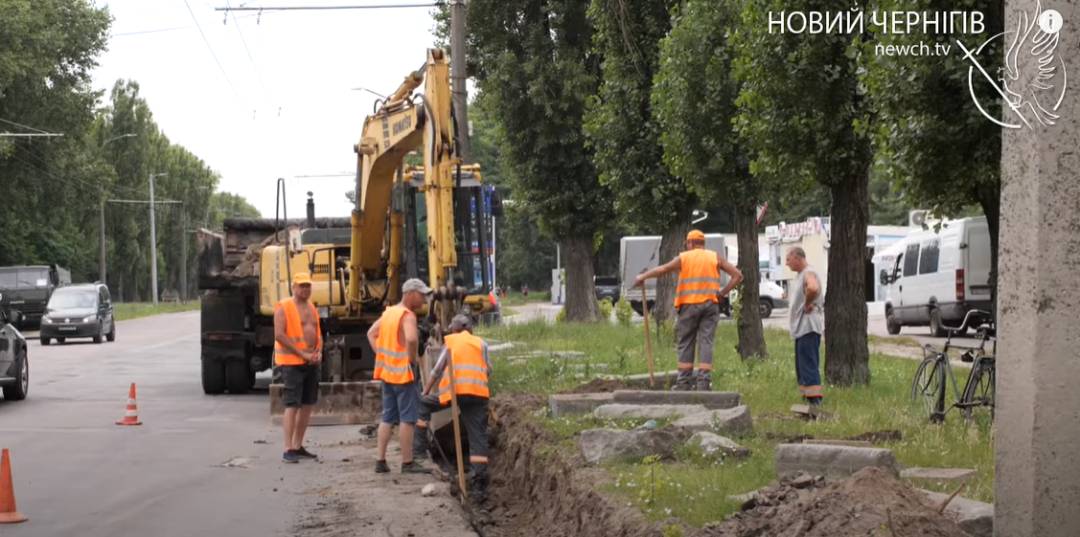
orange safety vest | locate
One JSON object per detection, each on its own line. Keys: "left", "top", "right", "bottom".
{"left": 438, "top": 331, "right": 490, "bottom": 405}
{"left": 374, "top": 305, "right": 414, "bottom": 384}
{"left": 274, "top": 299, "right": 322, "bottom": 366}
{"left": 674, "top": 249, "right": 722, "bottom": 307}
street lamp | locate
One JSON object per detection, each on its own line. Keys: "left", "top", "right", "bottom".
{"left": 99, "top": 133, "right": 137, "bottom": 285}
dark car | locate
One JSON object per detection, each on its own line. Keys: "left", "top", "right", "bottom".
{"left": 0, "top": 307, "right": 29, "bottom": 401}
{"left": 0, "top": 265, "right": 72, "bottom": 328}
{"left": 39, "top": 283, "right": 116, "bottom": 345}
{"left": 594, "top": 276, "right": 620, "bottom": 304}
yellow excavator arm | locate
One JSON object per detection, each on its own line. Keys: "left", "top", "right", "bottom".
{"left": 348, "top": 48, "right": 461, "bottom": 313}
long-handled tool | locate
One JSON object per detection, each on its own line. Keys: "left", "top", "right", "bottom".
{"left": 445, "top": 358, "right": 469, "bottom": 502}
{"left": 641, "top": 287, "right": 655, "bottom": 388}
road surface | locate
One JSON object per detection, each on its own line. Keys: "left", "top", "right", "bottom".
{"left": 0, "top": 311, "right": 475, "bottom": 537}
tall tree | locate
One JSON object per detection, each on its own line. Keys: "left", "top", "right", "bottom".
{"left": 467, "top": 0, "right": 611, "bottom": 321}
{"left": 735, "top": 0, "right": 872, "bottom": 384}
{"left": 654, "top": 0, "right": 784, "bottom": 359}
{"left": 866, "top": 0, "right": 1004, "bottom": 301}
{"left": 584, "top": 0, "right": 690, "bottom": 323}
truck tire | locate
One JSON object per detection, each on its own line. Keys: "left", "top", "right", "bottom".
{"left": 886, "top": 308, "right": 902, "bottom": 335}
{"left": 202, "top": 358, "right": 226, "bottom": 394}
{"left": 106, "top": 323, "right": 116, "bottom": 342}
{"left": 929, "top": 308, "right": 947, "bottom": 338}
{"left": 225, "top": 360, "right": 252, "bottom": 394}
{"left": 93, "top": 328, "right": 103, "bottom": 344}
{"left": 41, "top": 337, "right": 51, "bottom": 346}
{"left": 758, "top": 299, "right": 773, "bottom": 319}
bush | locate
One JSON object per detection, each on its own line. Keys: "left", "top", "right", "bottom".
{"left": 555, "top": 307, "right": 566, "bottom": 323}
{"left": 598, "top": 298, "right": 614, "bottom": 320}
{"left": 615, "top": 298, "right": 634, "bottom": 326}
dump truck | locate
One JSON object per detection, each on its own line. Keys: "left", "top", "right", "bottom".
{"left": 196, "top": 49, "right": 499, "bottom": 425}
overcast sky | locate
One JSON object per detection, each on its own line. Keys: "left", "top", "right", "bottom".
{"left": 92, "top": 0, "right": 443, "bottom": 218}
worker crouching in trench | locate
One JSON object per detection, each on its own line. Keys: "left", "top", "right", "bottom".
{"left": 413, "top": 314, "right": 492, "bottom": 503}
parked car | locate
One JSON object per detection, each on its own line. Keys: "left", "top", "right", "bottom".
{"left": 594, "top": 276, "right": 620, "bottom": 304}
{"left": 721, "top": 280, "right": 789, "bottom": 318}
{"left": 39, "top": 283, "right": 116, "bottom": 345}
{"left": 881, "top": 216, "right": 992, "bottom": 336}
{"left": 0, "top": 264, "right": 72, "bottom": 328}
{"left": 0, "top": 307, "right": 29, "bottom": 401}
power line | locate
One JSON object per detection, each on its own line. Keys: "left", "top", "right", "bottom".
{"left": 0, "top": 116, "right": 60, "bottom": 135}
{"left": 215, "top": 3, "right": 442, "bottom": 12}
{"left": 183, "top": 0, "right": 241, "bottom": 100}
{"left": 225, "top": 0, "right": 273, "bottom": 106}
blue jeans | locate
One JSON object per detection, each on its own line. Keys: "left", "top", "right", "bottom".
{"left": 381, "top": 381, "right": 420, "bottom": 424}
{"left": 794, "top": 332, "right": 823, "bottom": 400}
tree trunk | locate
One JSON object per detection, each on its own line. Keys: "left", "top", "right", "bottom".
{"left": 977, "top": 186, "right": 1001, "bottom": 319}
{"left": 735, "top": 203, "right": 767, "bottom": 359}
{"left": 823, "top": 175, "right": 870, "bottom": 385}
{"left": 561, "top": 236, "right": 600, "bottom": 322}
{"left": 653, "top": 219, "right": 690, "bottom": 324}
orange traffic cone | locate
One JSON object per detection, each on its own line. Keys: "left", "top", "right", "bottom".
{"left": 116, "top": 382, "right": 143, "bottom": 426}
{"left": 0, "top": 448, "right": 28, "bottom": 524}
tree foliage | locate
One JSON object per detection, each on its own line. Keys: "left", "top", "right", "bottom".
{"left": 735, "top": 0, "right": 872, "bottom": 384}
{"left": 467, "top": 0, "right": 611, "bottom": 321}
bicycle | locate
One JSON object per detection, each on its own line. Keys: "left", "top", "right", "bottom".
{"left": 910, "top": 309, "right": 996, "bottom": 423}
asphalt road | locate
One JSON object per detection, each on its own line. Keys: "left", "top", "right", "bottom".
{"left": 0, "top": 311, "right": 315, "bottom": 537}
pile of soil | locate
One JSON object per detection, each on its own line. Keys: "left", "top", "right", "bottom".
{"left": 697, "top": 467, "right": 972, "bottom": 537}
{"left": 470, "top": 395, "right": 662, "bottom": 537}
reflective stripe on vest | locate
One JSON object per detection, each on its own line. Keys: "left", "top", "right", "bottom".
{"left": 438, "top": 332, "right": 490, "bottom": 404}
{"left": 374, "top": 305, "right": 414, "bottom": 384}
{"left": 274, "top": 299, "right": 322, "bottom": 366}
{"left": 674, "top": 249, "right": 722, "bottom": 307}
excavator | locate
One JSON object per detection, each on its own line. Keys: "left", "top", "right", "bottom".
{"left": 196, "top": 48, "right": 498, "bottom": 423}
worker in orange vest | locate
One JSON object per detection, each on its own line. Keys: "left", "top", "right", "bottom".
{"left": 367, "top": 278, "right": 433, "bottom": 474}
{"left": 416, "top": 313, "right": 492, "bottom": 502}
{"left": 274, "top": 272, "right": 323, "bottom": 464}
{"left": 633, "top": 230, "right": 742, "bottom": 391}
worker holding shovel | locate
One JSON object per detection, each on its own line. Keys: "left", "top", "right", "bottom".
{"left": 633, "top": 230, "right": 742, "bottom": 391}
{"left": 416, "top": 314, "right": 493, "bottom": 503}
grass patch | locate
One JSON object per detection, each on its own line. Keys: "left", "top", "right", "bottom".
{"left": 498, "top": 290, "right": 550, "bottom": 306}
{"left": 479, "top": 320, "right": 994, "bottom": 527}
{"left": 499, "top": 306, "right": 520, "bottom": 317}
{"left": 869, "top": 333, "right": 921, "bottom": 348}
{"left": 114, "top": 301, "right": 200, "bottom": 321}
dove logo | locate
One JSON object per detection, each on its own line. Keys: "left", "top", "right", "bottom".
{"left": 959, "top": 0, "right": 1067, "bottom": 129}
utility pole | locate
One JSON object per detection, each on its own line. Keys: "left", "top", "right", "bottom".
{"left": 180, "top": 207, "right": 188, "bottom": 301}
{"left": 149, "top": 173, "right": 167, "bottom": 305}
{"left": 450, "top": 0, "right": 471, "bottom": 162}
{"left": 99, "top": 193, "right": 107, "bottom": 283}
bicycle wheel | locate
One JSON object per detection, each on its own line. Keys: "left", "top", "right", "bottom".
{"left": 959, "top": 357, "right": 995, "bottom": 421}
{"left": 912, "top": 357, "right": 947, "bottom": 422}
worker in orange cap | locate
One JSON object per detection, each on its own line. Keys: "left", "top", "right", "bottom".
{"left": 633, "top": 230, "right": 742, "bottom": 390}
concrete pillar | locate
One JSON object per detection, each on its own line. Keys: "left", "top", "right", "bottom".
{"left": 996, "top": 1, "right": 1080, "bottom": 535}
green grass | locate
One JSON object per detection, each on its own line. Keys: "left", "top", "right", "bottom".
{"left": 114, "top": 301, "right": 200, "bottom": 321}
{"left": 498, "top": 290, "right": 551, "bottom": 306}
{"left": 478, "top": 320, "right": 994, "bottom": 527}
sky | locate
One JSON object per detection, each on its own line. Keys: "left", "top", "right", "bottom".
{"left": 92, "top": 0, "right": 444, "bottom": 218}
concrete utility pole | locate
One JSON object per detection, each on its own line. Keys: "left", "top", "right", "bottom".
{"left": 180, "top": 208, "right": 188, "bottom": 301}
{"left": 450, "top": 0, "right": 471, "bottom": 162}
{"left": 149, "top": 173, "right": 167, "bottom": 305}
{"left": 98, "top": 133, "right": 136, "bottom": 283}
{"left": 996, "top": 1, "right": 1080, "bottom": 535}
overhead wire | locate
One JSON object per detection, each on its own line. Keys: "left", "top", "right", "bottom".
{"left": 183, "top": 0, "right": 242, "bottom": 101}
{"left": 225, "top": 0, "right": 275, "bottom": 112}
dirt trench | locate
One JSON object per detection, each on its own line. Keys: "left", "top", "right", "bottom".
{"left": 467, "top": 395, "right": 663, "bottom": 537}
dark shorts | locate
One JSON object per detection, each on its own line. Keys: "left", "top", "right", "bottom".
{"left": 382, "top": 381, "right": 421, "bottom": 424}
{"left": 419, "top": 394, "right": 489, "bottom": 457}
{"left": 281, "top": 364, "right": 319, "bottom": 408}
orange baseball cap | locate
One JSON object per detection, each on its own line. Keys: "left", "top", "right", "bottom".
{"left": 292, "top": 272, "right": 313, "bottom": 286}
{"left": 686, "top": 229, "right": 705, "bottom": 241}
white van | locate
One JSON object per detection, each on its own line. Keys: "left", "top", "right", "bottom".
{"left": 881, "top": 216, "right": 993, "bottom": 336}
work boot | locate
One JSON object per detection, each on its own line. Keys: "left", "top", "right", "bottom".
{"left": 672, "top": 371, "right": 695, "bottom": 391}
{"left": 401, "top": 460, "right": 431, "bottom": 474}
{"left": 413, "top": 428, "right": 431, "bottom": 461}
{"left": 468, "top": 464, "right": 489, "bottom": 504}
{"left": 695, "top": 371, "right": 711, "bottom": 392}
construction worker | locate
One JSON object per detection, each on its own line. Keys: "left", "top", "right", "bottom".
{"left": 415, "top": 314, "right": 492, "bottom": 502}
{"left": 785, "top": 247, "right": 824, "bottom": 405}
{"left": 633, "top": 229, "right": 742, "bottom": 391}
{"left": 367, "top": 278, "right": 433, "bottom": 474}
{"left": 274, "top": 272, "right": 322, "bottom": 464}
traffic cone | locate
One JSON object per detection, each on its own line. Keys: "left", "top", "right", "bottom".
{"left": 115, "top": 382, "right": 143, "bottom": 426}
{"left": 0, "top": 448, "right": 28, "bottom": 524}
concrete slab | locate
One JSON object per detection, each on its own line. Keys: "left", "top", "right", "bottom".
{"left": 790, "top": 404, "right": 832, "bottom": 420}
{"left": 774, "top": 443, "right": 898, "bottom": 479}
{"left": 548, "top": 393, "right": 614, "bottom": 417}
{"left": 598, "top": 370, "right": 680, "bottom": 388}
{"left": 579, "top": 427, "right": 687, "bottom": 465}
{"left": 901, "top": 467, "right": 977, "bottom": 483}
{"left": 612, "top": 390, "right": 741, "bottom": 409}
{"left": 689, "top": 431, "right": 750, "bottom": 459}
{"left": 671, "top": 405, "right": 753, "bottom": 434}
{"left": 920, "top": 489, "right": 993, "bottom": 537}
{"left": 594, "top": 403, "right": 708, "bottom": 420}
